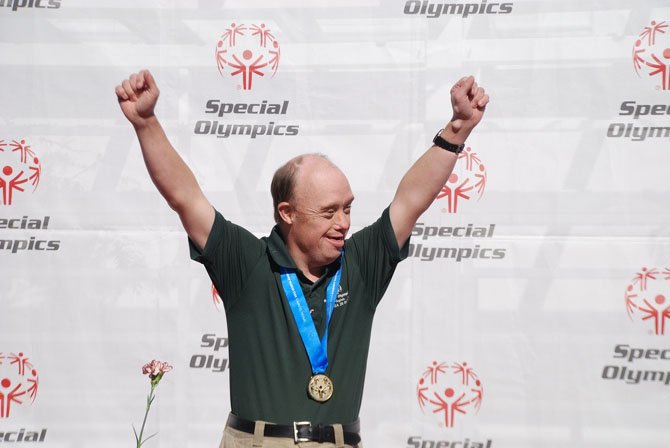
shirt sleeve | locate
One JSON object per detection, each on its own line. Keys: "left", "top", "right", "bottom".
{"left": 189, "top": 210, "right": 265, "bottom": 309}
{"left": 346, "top": 205, "right": 410, "bottom": 309}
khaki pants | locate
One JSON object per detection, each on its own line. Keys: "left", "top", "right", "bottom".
{"left": 220, "top": 423, "right": 363, "bottom": 448}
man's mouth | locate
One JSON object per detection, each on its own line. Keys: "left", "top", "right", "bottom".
{"left": 326, "top": 235, "right": 345, "bottom": 247}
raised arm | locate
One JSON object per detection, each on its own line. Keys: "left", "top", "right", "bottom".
{"left": 389, "top": 76, "right": 489, "bottom": 248}
{"left": 115, "top": 70, "right": 215, "bottom": 250}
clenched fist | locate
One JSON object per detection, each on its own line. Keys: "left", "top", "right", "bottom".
{"left": 115, "top": 69, "right": 160, "bottom": 128}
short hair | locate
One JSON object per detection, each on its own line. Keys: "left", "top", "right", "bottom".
{"left": 270, "top": 153, "right": 331, "bottom": 224}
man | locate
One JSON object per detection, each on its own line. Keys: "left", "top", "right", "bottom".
{"left": 115, "top": 70, "right": 488, "bottom": 447}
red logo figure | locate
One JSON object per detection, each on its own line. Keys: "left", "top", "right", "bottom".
{"left": 632, "top": 21, "right": 670, "bottom": 90}
{"left": 0, "top": 139, "right": 42, "bottom": 206}
{"left": 435, "top": 147, "right": 487, "bottom": 213}
{"left": 0, "top": 352, "right": 39, "bottom": 419}
{"left": 625, "top": 267, "right": 670, "bottom": 335}
{"left": 416, "top": 360, "right": 484, "bottom": 428}
{"left": 212, "top": 284, "right": 223, "bottom": 311}
{"left": 214, "top": 22, "right": 280, "bottom": 91}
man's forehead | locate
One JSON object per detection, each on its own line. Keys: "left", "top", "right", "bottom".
{"left": 293, "top": 165, "right": 353, "bottom": 204}
{"left": 295, "top": 158, "right": 347, "bottom": 186}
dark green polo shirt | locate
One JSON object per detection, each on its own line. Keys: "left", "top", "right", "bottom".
{"left": 190, "top": 206, "right": 408, "bottom": 425}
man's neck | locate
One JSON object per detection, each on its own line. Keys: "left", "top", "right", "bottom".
{"left": 293, "top": 255, "right": 325, "bottom": 283}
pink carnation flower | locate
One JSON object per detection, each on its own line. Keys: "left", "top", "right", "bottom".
{"left": 141, "top": 360, "right": 173, "bottom": 379}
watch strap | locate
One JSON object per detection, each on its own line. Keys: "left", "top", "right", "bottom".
{"left": 433, "top": 129, "right": 465, "bottom": 154}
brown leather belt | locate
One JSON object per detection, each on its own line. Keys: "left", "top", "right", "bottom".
{"left": 226, "top": 413, "right": 362, "bottom": 445}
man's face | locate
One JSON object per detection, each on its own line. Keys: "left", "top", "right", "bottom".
{"left": 287, "top": 159, "right": 354, "bottom": 271}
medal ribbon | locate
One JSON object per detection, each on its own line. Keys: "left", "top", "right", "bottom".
{"left": 280, "top": 256, "right": 342, "bottom": 375}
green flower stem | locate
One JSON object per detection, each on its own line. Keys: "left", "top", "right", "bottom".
{"left": 136, "top": 381, "right": 158, "bottom": 448}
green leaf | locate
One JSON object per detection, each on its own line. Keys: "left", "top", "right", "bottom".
{"left": 143, "top": 432, "right": 158, "bottom": 443}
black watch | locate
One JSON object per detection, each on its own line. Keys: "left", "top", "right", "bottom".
{"left": 432, "top": 129, "right": 465, "bottom": 154}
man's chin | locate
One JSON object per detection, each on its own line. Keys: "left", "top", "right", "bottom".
{"left": 321, "top": 249, "right": 343, "bottom": 266}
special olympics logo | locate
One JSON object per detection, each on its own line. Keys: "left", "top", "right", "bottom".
{"left": 436, "top": 147, "right": 487, "bottom": 214}
{"left": 625, "top": 267, "right": 670, "bottom": 335}
{"left": 632, "top": 21, "right": 670, "bottom": 90}
{"left": 0, "top": 139, "right": 42, "bottom": 206}
{"left": 0, "top": 352, "right": 39, "bottom": 419}
{"left": 214, "top": 22, "right": 280, "bottom": 91}
{"left": 212, "top": 284, "right": 223, "bottom": 311}
{"left": 416, "top": 360, "right": 483, "bottom": 428}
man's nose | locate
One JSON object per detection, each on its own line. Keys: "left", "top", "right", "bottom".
{"left": 333, "top": 210, "right": 350, "bottom": 230}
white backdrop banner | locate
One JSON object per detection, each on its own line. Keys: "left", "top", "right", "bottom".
{"left": 1, "top": 1, "right": 670, "bottom": 447}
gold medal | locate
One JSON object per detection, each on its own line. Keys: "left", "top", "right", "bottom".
{"left": 308, "top": 374, "right": 334, "bottom": 402}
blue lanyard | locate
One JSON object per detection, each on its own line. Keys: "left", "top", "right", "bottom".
{"left": 280, "top": 258, "right": 342, "bottom": 375}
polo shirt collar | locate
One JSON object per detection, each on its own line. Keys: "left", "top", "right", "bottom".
{"left": 267, "top": 225, "right": 297, "bottom": 269}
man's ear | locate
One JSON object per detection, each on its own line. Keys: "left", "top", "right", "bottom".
{"left": 277, "top": 202, "right": 293, "bottom": 225}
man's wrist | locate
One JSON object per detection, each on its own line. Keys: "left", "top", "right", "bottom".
{"left": 133, "top": 114, "right": 159, "bottom": 132}
{"left": 442, "top": 120, "right": 475, "bottom": 144}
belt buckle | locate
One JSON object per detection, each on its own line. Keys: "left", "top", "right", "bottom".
{"left": 293, "top": 421, "right": 311, "bottom": 443}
